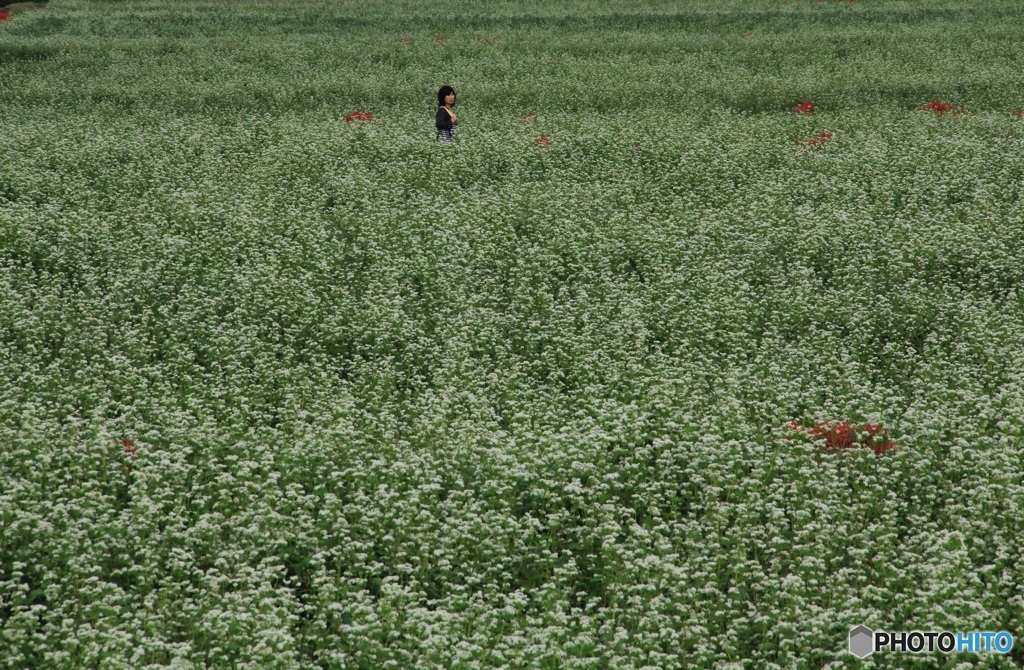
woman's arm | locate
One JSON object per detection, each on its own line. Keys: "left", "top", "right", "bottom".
{"left": 436, "top": 107, "right": 453, "bottom": 131}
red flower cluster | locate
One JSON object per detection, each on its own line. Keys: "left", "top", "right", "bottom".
{"left": 918, "top": 100, "right": 959, "bottom": 115}
{"left": 0, "top": 9, "right": 10, "bottom": 21}
{"left": 792, "top": 100, "right": 815, "bottom": 115}
{"left": 798, "top": 130, "right": 834, "bottom": 145}
{"left": 344, "top": 111, "right": 373, "bottom": 123}
{"left": 535, "top": 136, "right": 552, "bottom": 146}
{"left": 519, "top": 113, "right": 538, "bottom": 121}
{"left": 401, "top": 37, "right": 413, "bottom": 43}
{"left": 740, "top": 32, "right": 753, "bottom": 39}
{"left": 436, "top": 35, "right": 446, "bottom": 41}
{"left": 119, "top": 438, "right": 139, "bottom": 475}
{"left": 785, "top": 421, "right": 895, "bottom": 455}
{"left": 1013, "top": 109, "right": 1023, "bottom": 119}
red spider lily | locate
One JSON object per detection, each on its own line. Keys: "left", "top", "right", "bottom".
{"left": 0, "top": 9, "right": 10, "bottom": 21}
{"left": 436, "top": 35, "right": 446, "bottom": 41}
{"left": 792, "top": 100, "right": 815, "bottom": 115}
{"left": 917, "top": 100, "right": 959, "bottom": 116}
{"left": 476, "top": 35, "right": 482, "bottom": 42}
{"left": 401, "top": 37, "right": 413, "bottom": 43}
{"left": 784, "top": 421, "right": 894, "bottom": 455}
{"left": 535, "top": 136, "right": 552, "bottom": 147}
{"left": 121, "top": 439, "right": 138, "bottom": 459}
{"left": 519, "top": 113, "right": 538, "bottom": 121}
{"left": 798, "top": 130, "right": 834, "bottom": 145}
{"left": 119, "top": 438, "right": 139, "bottom": 475}
{"left": 740, "top": 32, "right": 753, "bottom": 38}
{"left": 344, "top": 111, "right": 373, "bottom": 123}
{"left": 1013, "top": 109, "right": 1023, "bottom": 119}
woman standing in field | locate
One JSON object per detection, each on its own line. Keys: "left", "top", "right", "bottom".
{"left": 436, "top": 85, "right": 458, "bottom": 143}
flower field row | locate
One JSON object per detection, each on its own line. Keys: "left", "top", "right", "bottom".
{"left": 2, "top": 1, "right": 1024, "bottom": 668}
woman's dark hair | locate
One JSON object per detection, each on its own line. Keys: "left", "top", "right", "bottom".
{"left": 437, "top": 85, "right": 456, "bottom": 107}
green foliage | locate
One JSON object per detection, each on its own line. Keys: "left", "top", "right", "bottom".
{"left": 2, "top": 0, "right": 1024, "bottom": 668}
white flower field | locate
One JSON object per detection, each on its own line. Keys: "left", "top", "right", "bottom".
{"left": 2, "top": 0, "right": 1024, "bottom": 667}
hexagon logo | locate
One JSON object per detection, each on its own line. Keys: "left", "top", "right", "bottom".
{"left": 849, "top": 625, "right": 874, "bottom": 658}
